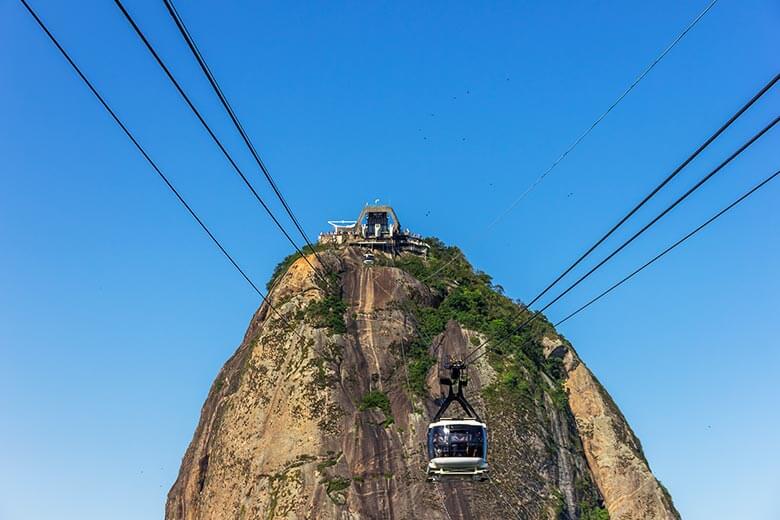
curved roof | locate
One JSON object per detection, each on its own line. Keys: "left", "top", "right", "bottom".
{"left": 355, "top": 205, "right": 401, "bottom": 229}
{"left": 428, "top": 419, "right": 488, "bottom": 429}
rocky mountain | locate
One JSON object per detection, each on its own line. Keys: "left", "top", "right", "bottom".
{"left": 166, "top": 240, "right": 679, "bottom": 520}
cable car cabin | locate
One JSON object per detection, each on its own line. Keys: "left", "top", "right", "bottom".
{"left": 426, "top": 361, "right": 489, "bottom": 482}
{"left": 427, "top": 418, "right": 488, "bottom": 481}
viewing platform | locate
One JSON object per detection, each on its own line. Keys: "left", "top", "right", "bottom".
{"left": 318, "top": 204, "right": 429, "bottom": 256}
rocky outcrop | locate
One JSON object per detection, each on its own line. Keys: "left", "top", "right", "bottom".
{"left": 543, "top": 337, "right": 680, "bottom": 520}
{"left": 167, "top": 247, "right": 679, "bottom": 519}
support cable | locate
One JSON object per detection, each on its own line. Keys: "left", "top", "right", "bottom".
{"left": 524, "top": 72, "right": 780, "bottom": 309}
{"left": 428, "top": 66, "right": 777, "bottom": 293}
{"left": 113, "top": 0, "right": 331, "bottom": 288}
{"left": 468, "top": 166, "right": 780, "bottom": 365}
{"left": 487, "top": 0, "right": 719, "bottom": 229}
{"left": 160, "top": 0, "right": 328, "bottom": 271}
{"left": 19, "top": 0, "right": 302, "bottom": 338}
{"left": 517, "top": 116, "right": 778, "bottom": 327}
{"left": 466, "top": 116, "right": 779, "bottom": 363}
{"left": 553, "top": 167, "right": 780, "bottom": 327}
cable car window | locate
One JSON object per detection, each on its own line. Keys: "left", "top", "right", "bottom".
{"left": 427, "top": 425, "right": 485, "bottom": 459}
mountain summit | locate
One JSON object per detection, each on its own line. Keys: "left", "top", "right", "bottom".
{"left": 166, "top": 207, "right": 679, "bottom": 520}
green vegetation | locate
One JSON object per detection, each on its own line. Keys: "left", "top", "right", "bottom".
{"left": 316, "top": 458, "right": 338, "bottom": 472}
{"left": 359, "top": 390, "right": 391, "bottom": 415}
{"left": 266, "top": 243, "right": 331, "bottom": 292}
{"left": 319, "top": 474, "right": 351, "bottom": 505}
{"left": 316, "top": 451, "right": 350, "bottom": 505}
{"left": 267, "top": 243, "right": 348, "bottom": 334}
{"left": 575, "top": 477, "right": 610, "bottom": 520}
{"left": 394, "top": 238, "right": 566, "bottom": 403}
{"left": 358, "top": 390, "right": 394, "bottom": 427}
{"left": 580, "top": 503, "right": 610, "bottom": 520}
{"left": 319, "top": 473, "right": 349, "bottom": 504}
{"left": 262, "top": 468, "right": 305, "bottom": 519}
{"left": 550, "top": 489, "right": 565, "bottom": 518}
{"left": 549, "top": 381, "right": 568, "bottom": 411}
{"left": 326, "top": 476, "right": 351, "bottom": 494}
{"left": 306, "top": 288, "right": 348, "bottom": 334}
{"left": 407, "top": 351, "right": 436, "bottom": 397}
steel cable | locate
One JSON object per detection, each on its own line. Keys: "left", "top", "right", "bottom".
{"left": 160, "top": 0, "right": 329, "bottom": 272}
{"left": 113, "top": 0, "right": 331, "bottom": 289}
{"left": 488, "top": 0, "right": 720, "bottom": 229}
{"left": 18, "top": 0, "right": 304, "bottom": 338}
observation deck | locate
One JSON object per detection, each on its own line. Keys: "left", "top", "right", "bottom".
{"left": 318, "top": 205, "right": 429, "bottom": 256}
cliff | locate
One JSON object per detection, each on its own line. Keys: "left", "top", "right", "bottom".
{"left": 166, "top": 241, "right": 679, "bottom": 519}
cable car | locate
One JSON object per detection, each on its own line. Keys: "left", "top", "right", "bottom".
{"left": 426, "top": 361, "right": 489, "bottom": 482}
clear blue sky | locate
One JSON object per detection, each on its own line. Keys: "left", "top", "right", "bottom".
{"left": 1, "top": 1, "right": 778, "bottom": 518}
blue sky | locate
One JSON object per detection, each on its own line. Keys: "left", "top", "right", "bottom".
{"left": 1, "top": 1, "right": 778, "bottom": 518}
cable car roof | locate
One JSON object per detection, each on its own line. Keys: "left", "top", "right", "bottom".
{"left": 428, "top": 418, "right": 487, "bottom": 429}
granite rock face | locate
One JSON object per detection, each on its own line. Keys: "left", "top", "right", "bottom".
{"left": 166, "top": 248, "right": 679, "bottom": 520}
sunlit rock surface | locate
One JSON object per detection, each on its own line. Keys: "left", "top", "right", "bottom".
{"left": 166, "top": 247, "right": 679, "bottom": 520}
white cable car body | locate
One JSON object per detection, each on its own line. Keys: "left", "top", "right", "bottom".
{"left": 426, "top": 362, "right": 489, "bottom": 482}
{"left": 427, "top": 418, "right": 488, "bottom": 481}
